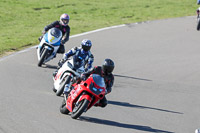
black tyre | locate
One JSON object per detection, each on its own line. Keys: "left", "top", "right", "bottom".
{"left": 56, "top": 76, "right": 71, "bottom": 96}
{"left": 60, "top": 99, "right": 70, "bottom": 114}
{"left": 197, "top": 17, "right": 200, "bottom": 31}
{"left": 52, "top": 87, "right": 56, "bottom": 93}
{"left": 71, "top": 99, "right": 90, "bottom": 119}
{"left": 38, "top": 48, "right": 48, "bottom": 67}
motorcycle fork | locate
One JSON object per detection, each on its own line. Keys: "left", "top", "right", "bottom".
{"left": 76, "top": 93, "right": 93, "bottom": 112}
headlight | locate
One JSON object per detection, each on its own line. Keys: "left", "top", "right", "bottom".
{"left": 89, "top": 83, "right": 103, "bottom": 95}
{"left": 92, "top": 87, "right": 97, "bottom": 91}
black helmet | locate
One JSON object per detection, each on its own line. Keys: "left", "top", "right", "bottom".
{"left": 102, "top": 59, "right": 115, "bottom": 74}
{"left": 81, "top": 39, "right": 92, "bottom": 52}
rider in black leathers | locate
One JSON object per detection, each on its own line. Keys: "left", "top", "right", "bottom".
{"left": 39, "top": 13, "right": 70, "bottom": 54}
{"left": 79, "top": 59, "right": 115, "bottom": 107}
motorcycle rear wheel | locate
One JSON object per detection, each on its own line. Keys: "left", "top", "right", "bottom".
{"left": 71, "top": 99, "right": 90, "bottom": 119}
{"left": 60, "top": 99, "right": 70, "bottom": 114}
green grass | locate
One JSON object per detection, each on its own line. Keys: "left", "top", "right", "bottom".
{"left": 0, "top": 0, "right": 198, "bottom": 56}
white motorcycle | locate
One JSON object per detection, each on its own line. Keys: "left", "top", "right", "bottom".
{"left": 53, "top": 55, "right": 85, "bottom": 96}
{"left": 37, "top": 28, "right": 62, "bottom": 67}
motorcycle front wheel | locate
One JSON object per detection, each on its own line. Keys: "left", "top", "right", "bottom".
{"left": 56, "top": 76, "right": 71, "bottom": 96}
{"left": 71, "top": 99, "right": 90, "bottom": 119}
{"left": 197, "top": 17, "right": 200, "bottom": 31}
{"left": 38, "top": 48, "right": 48, "bottom": 67}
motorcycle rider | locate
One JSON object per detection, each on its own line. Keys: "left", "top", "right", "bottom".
{"left": 53, "top": 39, "right": 94, "bottom": 77}
{"left": 64, "top": 58, "right": 115, "bottom": 108}
{"left": 38, "top": 13, "right": 70, "bottom": 54}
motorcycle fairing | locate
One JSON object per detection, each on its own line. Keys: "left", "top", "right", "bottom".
{"left": 66, "top": 74, "right": 106, "bottom": 112}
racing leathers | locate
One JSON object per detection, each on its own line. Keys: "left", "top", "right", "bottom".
{"left": 60, "top": 46, "right": 94, "bottom": 94}
{"left": 61, "top": 46, "right": 94, "bottom": 70}
{"left": 53, "top": 46, "right": 94, "bottom": 78}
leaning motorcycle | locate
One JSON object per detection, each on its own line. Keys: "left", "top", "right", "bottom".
{"left": 37, "top": 28, "right": 62, "bottom": 67}
{"left": 60, "top": 74, "right": 106, "bottom": 119}
{"left": 197, "top": 8, "right": 200, "bottom": 30}
{"left": 53, "top": 55, "right": 85, "bottom": 96}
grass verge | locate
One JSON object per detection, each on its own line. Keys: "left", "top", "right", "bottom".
{"left": 0, "top": 0, "right": 198, "bottom": 57}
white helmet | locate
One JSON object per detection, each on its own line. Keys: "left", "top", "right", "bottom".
{"left": 60, "top": 13, "right": 70, "bottom": 26}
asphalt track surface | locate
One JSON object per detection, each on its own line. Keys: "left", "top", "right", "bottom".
{"left": 0, "top": 16, "right": 200, "bottom": 133}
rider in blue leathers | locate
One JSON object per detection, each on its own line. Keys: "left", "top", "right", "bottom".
{"left": 63, "top": 43, "right": 93, "bottom": 71}
{"left": 61, "top": 39, "right": 94, "bottom": 96}
{"left": 53, "top": 39, "right": 94, "bottom": 77}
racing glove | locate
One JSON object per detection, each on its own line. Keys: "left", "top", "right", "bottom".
{"left": 58, "top": 59, "right": 66, "bottom": 67}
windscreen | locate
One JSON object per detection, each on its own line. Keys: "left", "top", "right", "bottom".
{"left": 73, "top": 55, "right": 84, "bottom": 69}
{"left": 92, "top": 74, "right": 105, "bottom": 88}
{"left": 50, "top": 28, "right": 62, "bottom": 38}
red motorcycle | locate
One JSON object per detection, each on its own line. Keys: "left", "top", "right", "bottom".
{"left": 60, "top": 74, "right": 106, "bottom": 119}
